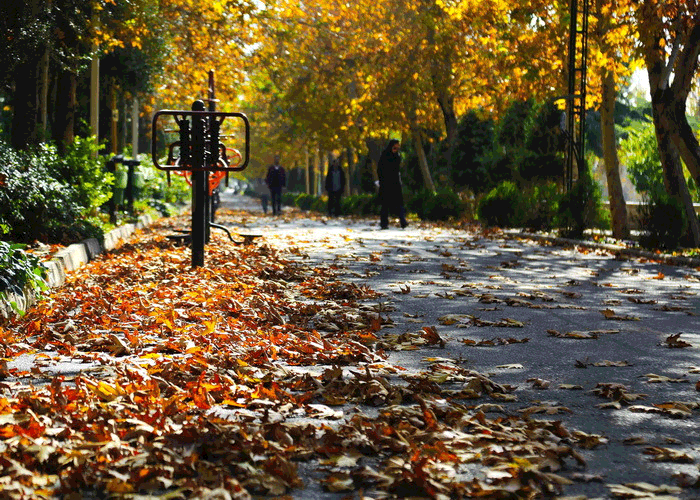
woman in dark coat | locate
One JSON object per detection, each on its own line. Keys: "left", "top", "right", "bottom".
{"left": 325, "top": 158, "right": 346, "bottom": 217}
{"left": 377, "top": 139, "right": 408, "bottom": 229}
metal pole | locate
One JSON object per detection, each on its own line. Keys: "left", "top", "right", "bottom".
{"left": 90, "top": 14, "right": 99, "bottom": 144}
{"left": 566, "top": 0, "right": 578, "bottom": 191}
{"left": 132, "top": 98, "right": 139, "bottom": 157}
{"left": 191, "top": 99, "right": 206, "bottom": 268}
{"left": 206, "top": 70, "right": 216, "bottom": 237}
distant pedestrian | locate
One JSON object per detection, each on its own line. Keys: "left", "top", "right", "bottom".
{"left": 325, "top": 158, "right": 346, "bottom": 217}
{"left": 377, "top": 139, "right": 408, "bottom": 229}
{"left": 265, "top": 154, "right": 286, "bottom": 215}
{"left": 253, "top": 177, "right": 269, "bottom": 214}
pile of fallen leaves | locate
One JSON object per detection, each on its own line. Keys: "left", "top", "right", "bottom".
{"left": 0, "top": 211, "right": 591, "bottom": 499}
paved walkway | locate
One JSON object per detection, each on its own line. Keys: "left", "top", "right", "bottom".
{"left": 218, "top": 192, "right": 700, "bottom": 499}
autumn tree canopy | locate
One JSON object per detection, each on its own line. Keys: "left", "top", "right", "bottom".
{"left": 2, "top": 0, "right": 699, "bottom": 239}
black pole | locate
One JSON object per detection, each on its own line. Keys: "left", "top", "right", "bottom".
{"left": 206, "top": 70, "right": 216, "bottom": 237}
{"left": 191, "top": 99, "right": 206, "bottom": 268}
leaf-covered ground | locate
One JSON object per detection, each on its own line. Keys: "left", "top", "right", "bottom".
{"left": 2, "top": 194, "right": 700, "bottom": 499}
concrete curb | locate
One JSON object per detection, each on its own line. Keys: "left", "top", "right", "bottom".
{"left": 0, "top": 214, "right": 154, "bottom": 319}
{"left": 505, "top": 229, "right": 700, "bottom": 268}
{"left": 45, "top": 214, "right": 154, "bottom": 288}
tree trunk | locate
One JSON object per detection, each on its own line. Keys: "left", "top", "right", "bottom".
{"left": 664, "top": 18, "right": 700, "bottom": 188}
{"left": 651, "top": 97, "right": 700, "bottom": 246}
{"left": 38, "top": 47, "right": 50, "bottom": 141}
{"left": 52, "top": 70, "right": 77, "bottom": 153}
{"left": 345, "top": 147, "right": 354, "bottom": 196}
{"left": 304, "top": 146, "right": 310, "bottom": 194}
{"left": 639, "top": 6, "right": 700, "bottom": 246}
{"left": 11, "top": 60, "right": 41, "bottom": 150}
{"left": 426, "top": 17, "right": 458, "bottom": 173}
{"left": 600, "top": 69, "right": 629, "bottom": 239}
{"left": 10, "top": 0, "right": 45, "bottom": 150}
{"left": 412, "top": 128, "right": 435, "bottom": 192}
{"left": 313, "top": 146, "right": 320, "bottom": 195}
{"left": 365, "top": 137, "right": 383, "bottom": 186}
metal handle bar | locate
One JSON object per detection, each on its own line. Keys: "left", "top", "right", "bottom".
{"left": 151, "top": 110, "right": 250, "bottom": 172}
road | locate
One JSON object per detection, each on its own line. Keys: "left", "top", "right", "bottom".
{"left": 219, "top": 191, "right": 700, "bottom": 499}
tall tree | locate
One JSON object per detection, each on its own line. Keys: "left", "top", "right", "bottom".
{"left": 591, "top": 0, "right": 638, "bottom": 239}
{"left": 636, "top": 1, "right": 700, "bottom": 245}
{"left": 3, "top": 0, "right": 52, "bottom": 149}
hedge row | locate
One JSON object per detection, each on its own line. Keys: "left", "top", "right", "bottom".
{"left": 280, "top": 189, "right": 469, "bottom": 222}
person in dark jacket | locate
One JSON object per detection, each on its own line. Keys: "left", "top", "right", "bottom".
{"left": 265, "top": 155, "right": 286, "bottom": 215}
{"left": 377, "top": 139, "right": 408, "bottom": 229}
{"left": 324, "top": 158, "right": 346, "bottom": 217}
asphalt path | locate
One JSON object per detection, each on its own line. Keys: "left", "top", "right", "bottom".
{"left": 218, "top": 192, "right": 700, "bottom": 499}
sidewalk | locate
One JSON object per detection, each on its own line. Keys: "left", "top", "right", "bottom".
{"left": 2, "top": 193, "right": 699, "bottom": 499}
{"left": 218, "top": 193, "right": 700, "bottom": 499}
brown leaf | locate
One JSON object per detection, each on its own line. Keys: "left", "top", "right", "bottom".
{"left": 599, "top": 309, "right": 640, "bottom": 321}
{"left": 664, "top": 333, "right": 692, "bottom": 348}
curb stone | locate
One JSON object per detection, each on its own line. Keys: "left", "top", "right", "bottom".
{"left": 505, "top": 229, "right": 700, "bottom": 268}
{"left": 0, "top": 214, "right": 154, "bottom": 319}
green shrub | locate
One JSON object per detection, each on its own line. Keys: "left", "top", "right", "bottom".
{"left": 311, "top": 195, "right": 328, "bottom": 213}
{"left": 0, "top": 142, "right": 86, "bottom": 243}
{"left": 135, "top": 157, "right": 189, "bottom": 216}
{"left": 638, "top": 193, "right": 687, "bottom": 250}
{"left": 282, "top": 192, "right": 297, "bottom": 206}
{"left": 341, "top": 194, "right": 379, "bottom": 215}
{"left": 557, "top": 171, "right": 608, "bottom": 238}
{"left": 295, "top": 193, "right": 314, "bottom": 210}
{"left": 477, "top": 181, "right": 526, "bottom": 227}
{"left": 0, "top": 241, "right": 47, "bottom": 315}
{"left": 621, "top": 123, "right": 665, "bottom": 200}
{"left": 409, "top": 188, "right": 465, "bottom": 221}
{"left": 521, "top": 182, "right": 559, "bottom": 231}
{"left": 47, "top": 136, "right": 114, "bottom": 216}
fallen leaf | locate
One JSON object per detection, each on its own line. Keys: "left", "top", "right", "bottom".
{"left": 642, "top": 373, "right": 689, "bottom": 384}
{"left": 663, "top": 333, "right": 692, "bottom": 348}
{"left": 644, "top": 446, "right": 694, "bottom": 463}
{"left": 600, "top": 309, "right": 640, "bottom": 321}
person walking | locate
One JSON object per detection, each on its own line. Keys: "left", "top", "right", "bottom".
{"left": 254, "top": 177, "right": 269, "bottom": 214}
{"left": 377, "top": 139, "right": 408, "bottom": 229}
{"left": 265, "top": 154, "right": 286, "bottom": 215}
{"left": 324, "top": 158, "right": 346, "bottom": 217}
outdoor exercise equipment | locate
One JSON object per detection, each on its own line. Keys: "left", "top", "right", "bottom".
{"left": 564, "top": 0, "right": 589, "bottom": 191}
{"left": 151, "top": 70, "right": 251, "bottom": 267}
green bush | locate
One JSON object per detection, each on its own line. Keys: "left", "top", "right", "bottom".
{"left": 136, "top": 157, "right": 190, "bottom": 216}
{"left": 557, "top": 171, "right": 609, "bottom": 238}
{"left": 521, "top": 182, "right": 559, "bottom": 231}
{"left": 282, "top": 192, "right": 297, "bottom": 206}
{"left": 311, "top": 195, "right": 328, "bottom": 213}
{"left": 0, "top": 142, "right": 90, "bottom": 243}
{"left": 621, "top": 123, "right": 665, "bottom": 201}
{"left": 0, "top": 241, "right": 47, "bottom": 315}
{"left": 638, "top": 193, "right": 687, "bottom": 250}
{"left": 477, "top": 181, "right": 526, "bottom": 227}
{"left": 47, "top": 136, "right": 114, "bottom": 216}
{"left": 342, "top": 194, "right": 379, "bottom": 215}
{"left": 409, "top": 188, "right": 465, "bottom": 221}
{"left": 295, "top": 193, "right": 314, "bottom": 210}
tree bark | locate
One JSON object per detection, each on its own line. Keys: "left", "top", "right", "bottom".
{"left": 304, "top": 146, "right": 310, "bottom": 195}
{"left": 365, "top": 137, "right": 383, "bottom": 186}
{"left": 664, "top": 17, "right": 700, "bottom": 188}
{"left": 651, "top": 96, "right": 700, "bottom": 246}
{"left": 52, "top": 70, "right": 76, "bottom": 153}
{"left": 638, "top": 6, "right": 700, "bottom": 246}
{"left": 411, "top": 127, "right": 436, "bottom": 192}
{"left": 345, "top": 147, "right": 354, "bottom": 196}
{"left": 437, "top": 90, "right": 459, "bottom": 173}
{"left": 600, "top": 69, "right": 629, "bottom": 239}
{"left": 11, "top": 59, "right": 41, "bottom": 150}
{"left": 38, "top": 47, "right": 50, "bottom": 141}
